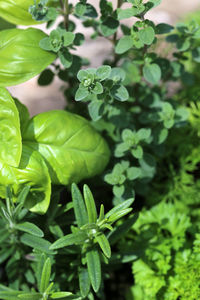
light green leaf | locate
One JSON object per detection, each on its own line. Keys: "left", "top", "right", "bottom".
{"left": 138, "top": 26, "right": 155, "bottom": 45}
{"left": 75, "top": 86, "right": 89, "bottom": 101}
{"left": 127, "top": 167, "right": 141, "bottom": 180}
{"left": 50, "top": 231, "right": 87, "bottom": 250}
{"left": 115, "top": 36, "right": 134, "bottom": 54}
{"left": 95, "top": 233, "right": 111, "bottom": 258}
{"left": 77, "top": 70, "right": 89, "bottom": 82}
{"left": 0, "top": 28, "right": 56, "bottom": 87}
{"left": 75, "top": 2, "right": 86, "bottom": 16}
{"left": 110, "top": 85, "right": 129, "bottom": 101}
{"left": 39, "top": 258, "right": 51, "bottom": 293}
{"left": 0, "top": 0, "right": 43, "bottom": 25}
{"left": 86, "top": 248, "right": 101, "bottom": 292}
{"left": 83, "top": 185, "right": 97, "bottom": 223}
{"left": 14, "top": 98, "right": 30, "bottom": 133}
{"left": 58, "top": 48, "right": 73, "bottom": 68}
{"left": 0, "top": 88, "right": 21, "bottom": 167}
{"left": 143, "top": 63, "right": 161, "bottom": 84}
{"left": 0, "top": 290, "right": 25, "bottom": 300}
{"left": 50, "top": 292, "right": 74, "bottom": 299}
{"left": 108, "top": 208, "right": 132, "bottom": 224}
{"left": 71, "top": 183, "right": 88, "bottom": 228}
{"left": 88, "top": 100, "right": 104, "bottom": 121}
{"left": 92, "top": 82, "right": 103, "bottom": 95}
{"left": 62, "top": 31, "right": 75, "bottom": 47}
{"left": 96, "top": 65, "right": 111, "bottom": 81}
{"left": 79, "top": 267, "right": 90, "bottom": 298}
{"left": 20, "top": 233, "right": 54, "bottom": 254}
{"left": 113, "top": 185, "right": 125, "bottom": 197}
{"left": 105, "top": 198, "right": 134, "bottom": 218}
{"left": 18, "top": 293, "right": 42, "bottom": 299}
{"left": 22, "top": 110, "right": 110, "bottom": 186}
{"left": 15, "top": 222, "right": 44, "bottom": 237}
{"left": 14, "top": 145, "right": 51, "bottom": 214}
{"left": 131, "top": 145, "right": 143, "bottom": 159}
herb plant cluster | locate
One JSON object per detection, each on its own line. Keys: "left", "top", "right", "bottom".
{"left": 0, "top": 0, "right": 200, "bottom": 299}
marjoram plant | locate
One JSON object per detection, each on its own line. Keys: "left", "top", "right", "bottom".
{"left": 0, "top": 0, "right": 200, "bottom": 299}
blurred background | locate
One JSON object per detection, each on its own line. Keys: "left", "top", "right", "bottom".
{"left": 8, "top": 0, "right": 200, "bottom": 116}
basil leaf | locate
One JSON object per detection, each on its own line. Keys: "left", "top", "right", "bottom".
{"left": 14, "top": 145, "right": 51, "bottom": 214}
{"left": 0, "top": 0, "right": 43, "bottom": 25}
{"left": 0, "top": 28, "right": 56, "bottom": 87}
{"left": 0, "top": 88, "right": 21, "bottom": 167}
{"left": 22, "top": 110, "right": 110, "bottom": 185}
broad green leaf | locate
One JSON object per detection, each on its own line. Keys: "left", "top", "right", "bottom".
{"left": 86, "top": 248, "right": 101, "bottom": 292}
{"left": 15, "top": 222, "right": 44, "bottom": 237}
{"left": 79, "top": 267, "right": 90, "bottom": 298}
{"left": 39, "top": 258, "right": 51, "bottom": 293}
{"left": 50, "top": 231, "right": 87, "bottom": 250}
{"left": 14, "top": 98, "right": 30, "bottom": 133}
{"left": 0, "top": 0, "right": 43, "bottom": 25}
{"left": 0, "top": 17, "right": 16, "bottom": 30}
{"left": 0, "top": 88, "right": 21, "bottom": 167}
{"left": 22, "top": 110, "right": 110, "bottom": 185}
{"left": 110, "top": 85, "right": 129, "bottom": 101}
{"left": 71, "top": 183, "right": 88, "bottom": 228}
{"left": 100, "top": 17, "right": 119, "bottom": 37}
{"left": 138, "top": 27, "right": 155, "bottom": 45}
{"left": 83, "top": 185, "right": 97, "bottom": 223}
{"left": 95, "top": 233, "right": 111, "bottom": 258}
{"left": 143, "top": 63, "right": 161, "bottom": 84}
{"left": 0, "top": 28, "right": 56, "bottom": 87}
{"left": 13, "top": 145, "right": 51, "bottom": 214}
{"left": 115, "top": 36, "right": 134, "bottom": 54}
{"left": 20, "top": 233, "right": 54, "bottom": 254}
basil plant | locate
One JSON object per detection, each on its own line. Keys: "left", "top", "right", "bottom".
{"left": 0, "top": 88, "right": 110, "bottom": 214}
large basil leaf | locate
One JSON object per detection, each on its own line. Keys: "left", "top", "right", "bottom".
{"left": 0, "top": 0, "right": 41, "bottom": 25}
{"left": 13, "top": 145, "right": 51, "bottom": 214}
{"left": 0, "top": 146, "right": 51, "bottom": 214}
{"left": 0, "top": 88, "right": 21, "bottom": 167}
{"left": 0, "top": 160, "right": 18, "bottom": 198}
{"left": 14, "top": 98, "right": 30, "bottom": 134}
{"left": 23, "top": 110, "right": 110, "bottom": 185}
{"left": 0, "top": 28, "right": 56, "bottom": 87}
